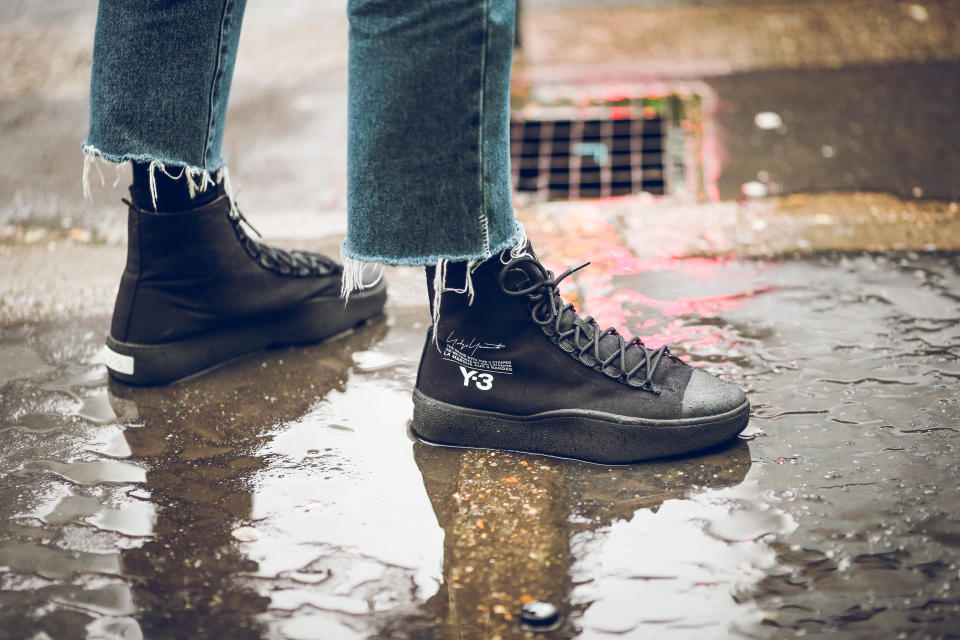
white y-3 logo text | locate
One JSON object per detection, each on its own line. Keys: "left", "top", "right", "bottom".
{"left": 460, "top": 366, "right": 493, "bottom": 390}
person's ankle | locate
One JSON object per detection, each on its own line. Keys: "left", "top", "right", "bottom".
{"left": 131, "top": 162, "right": 223, "bottom": 212}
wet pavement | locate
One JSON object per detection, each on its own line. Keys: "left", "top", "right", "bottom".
{"left": 3, "top": 210, "right": 960, "bottom": 638}
{"left": 4, "top": 0, "right": 960, "bottom": 638}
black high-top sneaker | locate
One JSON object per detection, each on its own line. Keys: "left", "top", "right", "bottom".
{"left": 412, "top": 244, "right": 749, "bottom": 463}
{"left": 104, "top": 194, "right": 386, "bottom": 385}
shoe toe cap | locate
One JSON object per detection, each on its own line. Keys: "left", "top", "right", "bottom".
{"left": 681, "top": 369, "right": 747, "bottom": 419}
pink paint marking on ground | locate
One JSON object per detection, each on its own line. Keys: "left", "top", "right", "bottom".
{"left": 611, "top": 289, "right": 666, "bottom": 308}
{"left": 531, "top": 212, "right": 774, "bottom": 355}
{"left": 661, "top": 286, "right": 778, "bottom": 317}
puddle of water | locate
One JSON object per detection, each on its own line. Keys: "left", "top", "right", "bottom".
{"left": 84, "top": 616, "right": 144, "bottom": 640}
{"left": 350, "top": 349, "right": 406, "bottom": 372}
{"left": 24, "top": 459, "right": 146, "bottom": 485}
{"left": 73, "top": 392, "right": 118, "bottom": 424}
{"left": 0, "top": 541, "right": 122, "bottom": 580}
{"left": 52, "top": 582, "right": 137, "bottom": 617}
{"left": 1, "top": 234, "right": 960, "bottom": 637}
{"left": 41, "top": 494, "right": 102, "bottom": 525}
{"left": 0, "top": 344, "right": 54, "bottom": 386}
{"left": 85, "top": 500, "right": 156, "bottom": 538}
{"left": 240, "top": 376, "right": 445, "bottom": 621}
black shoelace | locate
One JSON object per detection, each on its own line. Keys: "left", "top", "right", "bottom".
{"left": 231, "top": 209, "right": 338, "bottom": 277}
{"left": 498, "top": 256, "right": 668, "bottom": 392}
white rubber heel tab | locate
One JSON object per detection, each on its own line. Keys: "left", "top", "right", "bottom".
{"left": 103, "top": 345, "right": 135, "bottom": 375}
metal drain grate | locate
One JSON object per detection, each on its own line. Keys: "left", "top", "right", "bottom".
{"left": 511, "top": 116, "right": 665, "bottom": 199}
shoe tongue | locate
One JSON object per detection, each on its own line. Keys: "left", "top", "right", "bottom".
{"left": 563, "top": 309, "right": 648, "bottom": 373}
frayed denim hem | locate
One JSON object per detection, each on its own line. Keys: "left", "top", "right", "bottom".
{"left": 81, "top": 144, "right": 233, "bottom": 213}
{"left": 339, "top": 220, "right": 526, "bottom": 299}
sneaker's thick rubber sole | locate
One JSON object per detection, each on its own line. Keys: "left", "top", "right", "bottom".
{"left": 411, "top": 388, "right": 750, "bottom": 464}
{"left": 104, "top": 284, "right": 386, "bottom": 386}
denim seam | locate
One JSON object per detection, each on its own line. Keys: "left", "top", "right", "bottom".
{"left": 81, "top": 147, "right": 225, "bottom": 173}
{"left": 478, "top": 0, "right": 491, "bottom": 258}
{"left": 203, "top": 0, "right": 232, "bottom": 170}
{"left": 340, "top": 220, "right": 525, "bottom": 267}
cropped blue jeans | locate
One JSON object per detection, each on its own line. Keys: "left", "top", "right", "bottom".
{"left": 84, "top": 0, "right": 523, "bottom": 268}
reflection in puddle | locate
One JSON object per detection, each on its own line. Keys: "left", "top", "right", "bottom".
{"left": 398, "top": 437, "right": 762, "bottom": 639}
{"left": 25, "top": 459, "right": 146, "bottom": 485}
{"left": 570, "top": 473, "right": 793, "bottom": 637}
{"left": 243, "top": 380, "right": 444, "bottom": 630}
{"left": 106, "top": 320, "right": 395, "bottom": 639}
